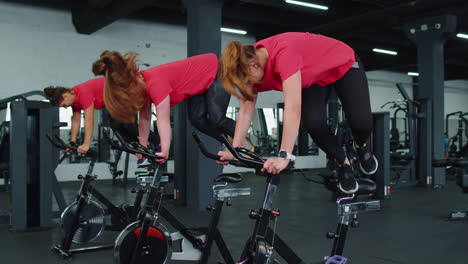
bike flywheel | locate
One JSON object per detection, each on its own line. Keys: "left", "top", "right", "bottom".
{"left": 61, "top": 200, "right": 105, "bottom": 244}
{"left": 114, "top": 222, "right": 171, "bottom": 264}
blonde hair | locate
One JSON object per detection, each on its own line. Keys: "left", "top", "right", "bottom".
{"left": 92, "top": 50, "right": 149, "bottom": 123}
{"left": 219, "top": 41, "right": 258, "bottom": 101}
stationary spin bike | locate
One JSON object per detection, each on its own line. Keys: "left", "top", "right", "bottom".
{"left": 106, "top": 129, "right": 251, "bottom": 264}
{"left": 47, "top": 135, "right": 142, "bottom": 258}
{"left": 195, "top": 133, "right": 381, "bottom": 264}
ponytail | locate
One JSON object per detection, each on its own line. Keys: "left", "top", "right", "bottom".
{"left": 92, "top": 50, "right": 149, "bottom": 123}
{"left": 219, "top": 41, "right": 257, "bottom": 101}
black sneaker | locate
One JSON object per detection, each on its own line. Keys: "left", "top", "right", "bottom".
{"left": 354, "top": 142, "right": 378, "bottom": 175}
{"left": 338, "top": 164, "right": 358, "bottom": 194}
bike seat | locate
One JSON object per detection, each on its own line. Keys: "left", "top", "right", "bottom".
{"left": 214, "top": 173, "right": 243, "bottom": 183}
{"left": 137, "top": 163, "right": 153, "bottom": 169}
{"left": 356, "top": 178, "right": 376, "bottom": 195}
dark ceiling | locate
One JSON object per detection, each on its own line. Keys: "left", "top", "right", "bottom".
{"left": 6, "top": 0, "right": 468, "bottom": 80}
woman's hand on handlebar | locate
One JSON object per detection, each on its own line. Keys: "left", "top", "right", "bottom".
{"left": 65, "top": 141, "right": 77, "bottom": 153}
{"left": 217, "top": 150, "right": 234, "bottom": 165}
{"left": 261, "top": 157, "right": 289, "bottom": 174}
{"left": 77, "top": 144, "right": 90, "bottom": 154}
{"left": 155, "top": 151, "right": 169, "bottom": 164}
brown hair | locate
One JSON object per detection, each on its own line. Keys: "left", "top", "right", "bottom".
{"left": 219, "top": 41, "right": 257, "bottom": 101}
{"left": 43, "top": 86, "right": 72, "bottom": 106}
{"left": 92, "top": 50, "right": 149, "bottom": 123}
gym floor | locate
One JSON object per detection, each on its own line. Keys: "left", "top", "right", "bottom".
{"left": 0, "top": 169, "right": 467, "bottom": 264}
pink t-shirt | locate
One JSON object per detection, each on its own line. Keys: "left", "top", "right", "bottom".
{"left": 141, "top": 53, "right": 218, "bottom": 107}
{"left": 253, "top": 32, "right": 356, "bottom": 92}
{"left": 72, "top": 78, "right": 105, "bottom": 112}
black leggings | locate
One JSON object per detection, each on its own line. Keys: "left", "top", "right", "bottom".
{"left": 301, "top": 54, "right": 373, "bottom": 164}
{"left": 187, "top": 79, "right": 236, "bottom": 142}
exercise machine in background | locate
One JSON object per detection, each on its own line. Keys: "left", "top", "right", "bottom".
{"left": 380, "top": 100, "right": 409, "bottom": 152}
{"left": 446, "top": 111, "right": 468, "bottom": 158}
{"left": 380, "top": 83, "right": 423, "bottom": 188}
{"left": 0, "top": 91, "right": 66, "bottom": 231}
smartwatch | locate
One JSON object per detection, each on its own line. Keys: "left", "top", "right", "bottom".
{"left": 278, "top": 150, "right": 296, "bottom": 161}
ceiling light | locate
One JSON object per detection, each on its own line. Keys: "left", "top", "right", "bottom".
{"left": 372, "top": 48, "right": 398, "bottom": 56}
{"left": 284, "top": 0, "right": 328, "bottom": 10}
{"left": 220, "top": 27, "right": 247, "bottom": 35}
{"left": 407, "top": 72, "right": 419, "bottom": 77}
{"left": 456, "top": 33, "right": 468, "bottom": 39}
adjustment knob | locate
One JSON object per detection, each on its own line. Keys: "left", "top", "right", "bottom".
{"left": 77, "top": 175, "right": 84, "bottom": 180}
{"left": 249, "top": 210, "right": 260, "bottom": 219}
{"left": 326, "top": 232, "right": 337, "bottom": 239}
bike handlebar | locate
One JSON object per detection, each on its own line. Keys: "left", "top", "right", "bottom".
{"left": 46, "top": 134, "right": 97, "bottom": 157}
{"left": 192, "top": 132, "right": 265, "bottom": 169}
{"left": 102, "top": 129, "right": 128, "bottom": 152}
{"left": 102, "top": 128, "right": 161, "bottom": 161}
{"left": 192, "top": 133, "right": 245, "bottom": 167}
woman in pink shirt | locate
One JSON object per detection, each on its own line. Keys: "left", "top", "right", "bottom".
{"left": 44, "top": 78, "right": 159, "bottom": 153}
{"left": 218, "top": 32, "right": 377, "bottom": 194}
{"left": 92, "top": 51, "right": 238, "bottom": 163}
{"left": 44, "top": 78, "right": 105, "bottom": 154}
